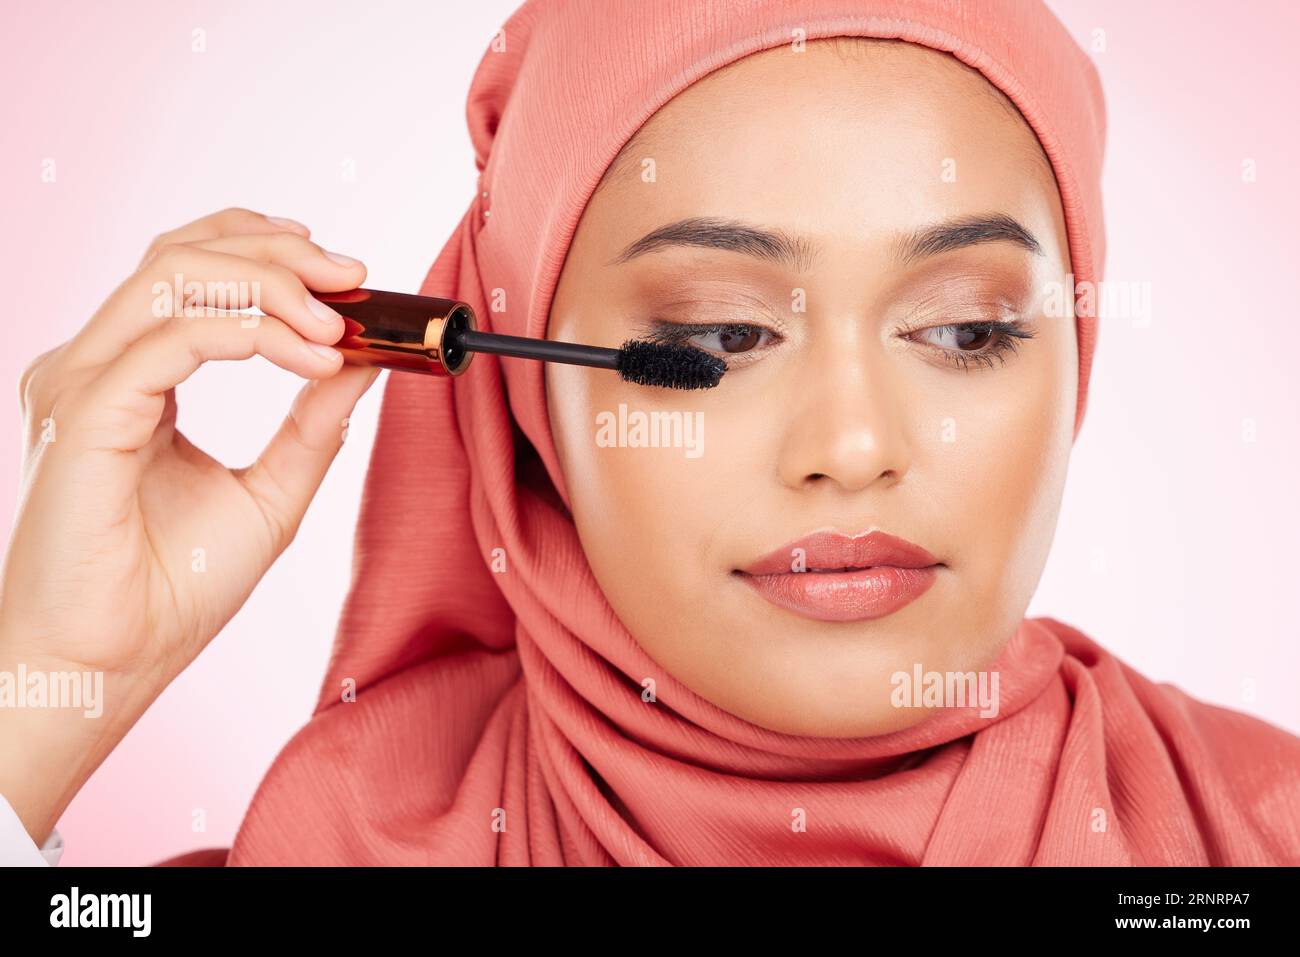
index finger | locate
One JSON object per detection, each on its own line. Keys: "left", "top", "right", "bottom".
{"left": 138, "top": 207, "right": 310, "bottom": 270}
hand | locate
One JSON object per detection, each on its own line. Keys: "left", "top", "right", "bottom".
{"left": 0, "top": 207, "right": 381, "bottom": 844}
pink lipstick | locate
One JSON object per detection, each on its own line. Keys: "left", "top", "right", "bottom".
{"left": 735, "top": 529, "right": 941, "bottom": 623}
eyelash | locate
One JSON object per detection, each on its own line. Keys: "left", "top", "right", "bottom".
{"left": 639, "top": 317, "right": 1035, "bottom": 371}
{"left": 639, "top": 321, "right": 778, "bottom": 366}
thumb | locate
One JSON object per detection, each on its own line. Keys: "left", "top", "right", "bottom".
{"left": 235, "top": 364, "right": 383, "bottom": 550}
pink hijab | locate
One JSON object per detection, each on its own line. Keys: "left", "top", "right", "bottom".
{"left": 197, "top": 0, "right": 1300, "bottom": 865}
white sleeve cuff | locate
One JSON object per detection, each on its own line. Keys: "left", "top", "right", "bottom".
{"left": 39, "top": 826, "right": 65, "bottom": 866}
{"left": 0, "top": 790, "right": 64, "bottom": 867}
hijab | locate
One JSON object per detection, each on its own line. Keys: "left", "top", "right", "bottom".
{"left": 202, "top": 0, "right": 1298, "bottom": 865}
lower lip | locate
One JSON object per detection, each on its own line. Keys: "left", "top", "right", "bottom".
{"left": 737, "top": 565, "right": 939, "bottom": 623}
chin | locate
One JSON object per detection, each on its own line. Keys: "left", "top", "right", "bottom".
{"left": 695, "top": 599, "right": 1013, "bottom": 739}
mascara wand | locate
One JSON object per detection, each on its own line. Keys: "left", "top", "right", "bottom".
{"left": 453, "top": 329, "right": 725, "bottom": 391}
{"left": 314, "top": 287, "right": 725, "bottom": 391}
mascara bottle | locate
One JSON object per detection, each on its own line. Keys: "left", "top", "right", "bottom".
{"left": 313, "top": 288, "right": 476, "bottom": 376}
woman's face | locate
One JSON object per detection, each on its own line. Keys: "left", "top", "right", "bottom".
{"left": 544, "top": 38, "right": 1077, "bottom": 738}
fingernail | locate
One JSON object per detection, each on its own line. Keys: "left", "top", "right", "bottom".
{"left": 264, "top": 215, "right": 307, "bottom": 230}
{"left": 323, "top": 250, "right": 361, "bottom": 267}
{"left": 303, "top": 341, "right": 339, "bottom": 362}
{"left": 305, "top": 293, "right": 340, "bottom": 323}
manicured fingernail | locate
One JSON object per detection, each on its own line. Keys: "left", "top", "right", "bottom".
{"left": 303, "top": 341, "right": 339, "bottom": 362}
{"left": 323, "top": 250, "right": 360, "bottom": 267}
{"left": 305, "top": 293, "right": 340, "bottom": 323}
{"left": 264, "top": 215, "right": 307, "bottom": 230}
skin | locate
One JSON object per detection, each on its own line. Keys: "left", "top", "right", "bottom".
{"left": 546, "top": 37, "right": 1078, "bottom": 738}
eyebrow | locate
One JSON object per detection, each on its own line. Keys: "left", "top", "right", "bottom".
{"left": 896, "top": 213, "right": 1043, "bottom": 265}
{"left": 609, "top": 213, "right": 1043, "bottom": 270}
{"left": 609, "top": 216, "right": 817, "bottom": 271}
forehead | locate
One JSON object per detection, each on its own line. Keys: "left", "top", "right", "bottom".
{"left": 585, "top": 39, "right": 1061, "bottom": 264}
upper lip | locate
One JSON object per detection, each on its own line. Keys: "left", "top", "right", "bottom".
{"left": 736, "top": 529, "right": 940, "bottom": 576}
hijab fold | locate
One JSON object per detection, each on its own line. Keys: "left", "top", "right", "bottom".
{"left": 207, "top": 0, "right": 1300, "bottom": 866}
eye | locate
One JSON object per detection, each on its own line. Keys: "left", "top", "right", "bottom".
{"left": 922, "top": 324, "right": 996, "bottom": 351}
{"left": 686, "top": 323, "right": 767, "bottom": 354}
{"left": 907, "top": 320, "right": 1035, "bottom": 371}
{"left": 641, "top": 321, "right": 779, "bottom": 359}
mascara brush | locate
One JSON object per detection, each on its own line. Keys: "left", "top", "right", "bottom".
{"left": 314, "top": 287, "right": 725, "bottom": 390}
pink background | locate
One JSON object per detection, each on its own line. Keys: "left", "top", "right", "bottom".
{"left": 1, "top": 1, "right": 1297, "bottom": 865}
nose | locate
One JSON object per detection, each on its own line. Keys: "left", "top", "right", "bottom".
{"left": 775, "top": 333, "right": 913, "bottom": 494}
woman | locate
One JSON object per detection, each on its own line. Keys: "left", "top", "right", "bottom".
{"left": 2, "top": 0, "right": 1298, "bottom": 866}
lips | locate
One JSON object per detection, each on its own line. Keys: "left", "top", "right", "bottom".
{"left": 734, "top": 529, "right": 941, "bottom": 623}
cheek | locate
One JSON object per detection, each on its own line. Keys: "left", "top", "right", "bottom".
{"left": 546, "top": 361, "right": 741, "bottom": 629}
{"left": 913, "top": 333, "right": 1073, "bottom": 636}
